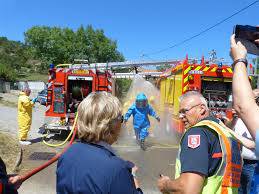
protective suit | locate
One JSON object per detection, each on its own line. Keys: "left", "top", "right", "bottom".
{"left": 17, "top": 92, "right": 34, "bottom": 141}
{"left": 124, "top": 93, "right": 160, "bottom": 150}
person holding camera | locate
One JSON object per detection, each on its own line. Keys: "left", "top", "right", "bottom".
{"left": 230, "top": 34, "right": 259, "bottom": 142}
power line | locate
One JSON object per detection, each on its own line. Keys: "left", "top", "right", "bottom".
{"left": 142, "top": 0, "right": 259, "bottom": 57}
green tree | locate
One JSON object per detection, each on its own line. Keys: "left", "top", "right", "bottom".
{"left": 24, "top": 25, "right": 124, "bottom": 70}
{"left": 156, "top": 64, "right": 173, "bottom": 71}
{"left": 0, "top": 63, "right": 16, "bottom": 81}
{"left": 115, "top": 78, "right": 132, "bottom": 99}
{"left": 0, "top": 37, "right": 29, "bottom": 72}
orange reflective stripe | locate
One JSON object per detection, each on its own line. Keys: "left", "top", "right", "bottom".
{"left": 221, "top": 187, "right": 229, "bottom": 194}
{"left": 203, "top": 121, "right": 242, "bottom": 189}
{"left": 212, "top": 152, "right": 222, "bottom": 158}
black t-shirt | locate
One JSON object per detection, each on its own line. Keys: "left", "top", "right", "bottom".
{"left": 180, "top": 116, "right": 222, "bottom": 177}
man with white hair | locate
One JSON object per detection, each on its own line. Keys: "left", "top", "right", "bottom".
{"left": 17, "top": 85, "right": 37, "bottom": 145}
{"left": 157, "top": 91, "right": 242, "bottom": 194}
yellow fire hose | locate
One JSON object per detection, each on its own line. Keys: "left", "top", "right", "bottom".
{"left": 42, "top": 113, "right": 78, "bottom": 147}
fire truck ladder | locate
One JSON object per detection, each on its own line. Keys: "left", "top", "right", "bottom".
{"left": 71, "top": 59, "right": 180, "bottom": 70}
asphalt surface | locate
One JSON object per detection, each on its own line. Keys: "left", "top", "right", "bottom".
{"left": 0, "top": 104, "right": 179, "bottom": 194}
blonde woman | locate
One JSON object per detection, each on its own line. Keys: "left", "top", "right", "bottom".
{"left": 56, "top": 92, "right": 143, "bottom": 194}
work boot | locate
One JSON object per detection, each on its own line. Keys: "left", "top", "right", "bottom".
{"left": 19, "top": 140, "right": 31, "bottom": 145}
{"left": 140, "top": 140, "right": 146, "bottom": 151}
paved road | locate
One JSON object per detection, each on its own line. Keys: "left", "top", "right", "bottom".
{"left": 0, "top": 105, "right": 179, "bottom": 194}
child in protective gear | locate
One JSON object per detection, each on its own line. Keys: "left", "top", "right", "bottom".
{"left": 124, "top": 93, "right": 160, "bottom": 150}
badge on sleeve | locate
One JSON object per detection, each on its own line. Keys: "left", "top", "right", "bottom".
{"left": 188, "top": 135, "right": 200, "bottom": 149}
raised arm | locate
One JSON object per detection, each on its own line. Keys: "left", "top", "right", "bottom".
{"left": 230, "top": 34, "right": 259, "bottom": 139}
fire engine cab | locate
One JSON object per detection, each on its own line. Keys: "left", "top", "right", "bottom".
{"left": 44, "top": 63, "right": 114, "bottom": 132}
{"left": 159, "top": 56, "right": 235, "bottom": 133}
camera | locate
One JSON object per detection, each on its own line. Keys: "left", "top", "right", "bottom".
{"left": 233, "top": 25, "right": 259, "bottom": 55}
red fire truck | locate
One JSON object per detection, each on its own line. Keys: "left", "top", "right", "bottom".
{"left": 43, "top": 63, "right": 114, "bottom": 132}
{"left": 42, "top": 60, "right": 177, "bottom": 133}
{"left": 159, "top": 56, "right": 236, "bottom": 133}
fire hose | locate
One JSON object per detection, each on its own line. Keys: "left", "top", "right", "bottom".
{"left": 42, "top": 119, "right": 76, "bottom": 147}
{"left": 20, "top": 113, "right": 78, "bottom": 182}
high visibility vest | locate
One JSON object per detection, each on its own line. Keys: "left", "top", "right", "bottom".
{"left": 175, "top": 120, "right": 242, "bottom": 194}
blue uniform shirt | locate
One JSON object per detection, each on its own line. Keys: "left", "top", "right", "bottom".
{"left": 180, "top": 116, "right": 222, "bottom": 177}
{"left": 56, "top": 141, "right": 143, "bottom": 194}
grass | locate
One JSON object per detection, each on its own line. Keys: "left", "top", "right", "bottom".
{"left": 0, "top": 132, "right": 20, "bottom": 173}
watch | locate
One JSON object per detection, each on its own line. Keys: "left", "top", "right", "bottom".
{"left": 232, "top": 58, "right": 248, "bottom": 69}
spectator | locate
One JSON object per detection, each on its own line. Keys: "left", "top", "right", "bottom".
{"left": 157, "top": 91, "right": 242, "bottom": 194}
{"left": 230, "top": 34, "right": 259, "bottom": 140}
{"left": 56, "top": 91, "right": 143, "bottom": 194}
{"left": 234, "top": 117, "right": 257, "bottom": 194}
{"left": 0, "top": 157, "right": 22, "bottom": 194}
{"left": 17, "top": 86, "right": 37, "bottom": 145}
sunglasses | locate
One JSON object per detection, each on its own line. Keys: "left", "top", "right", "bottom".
{"left": 120, "top": 115, "right": 124, "bottom": 123}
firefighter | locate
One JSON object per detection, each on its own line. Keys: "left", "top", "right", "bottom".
{"left": 17, "top": 86, "right": 37, "bottom": 145}
{"left": 157, "top": 91, "right": 242, "bottom": 193}
{"left": 124, "top": 93, "right": 160, "bottom": 150}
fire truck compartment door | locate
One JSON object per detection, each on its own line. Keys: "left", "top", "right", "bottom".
{"left": 68, "top": 76, "right": 93, "bottom": 81}
{"left": 53, "top": 86, "right": 65, "bottom": 113}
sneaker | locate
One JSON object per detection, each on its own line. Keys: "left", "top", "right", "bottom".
{"left": 19, "top": 140, "right": 31, "bottom": 145}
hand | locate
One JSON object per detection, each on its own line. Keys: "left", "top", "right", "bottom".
{"left": 32, "top": 97, "right": 38, "bottom": 103}
{"left": 157, "top": 175, "right": 170, "bottom": 192}
{"left": 230, "top": 34, "right": 247, "bottom": 61}
{"left": 132, "top": 165, "right": 138, "bottom": 174}
{"left": 156, "top": 117, "right": 160, "bottom": 122}
{"left": 8, "top": 175, "right": 22, "bottom": 190}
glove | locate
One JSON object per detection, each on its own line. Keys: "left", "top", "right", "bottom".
{"left": 156, "top": 116, "right": 160, "bottom": 122}
{"left": 32, "top": 97, "right": 38, "bottom": 103}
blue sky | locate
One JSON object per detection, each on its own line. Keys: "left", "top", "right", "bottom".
{"left": 0, "top": 0, "right": 258, "bottom": 63}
